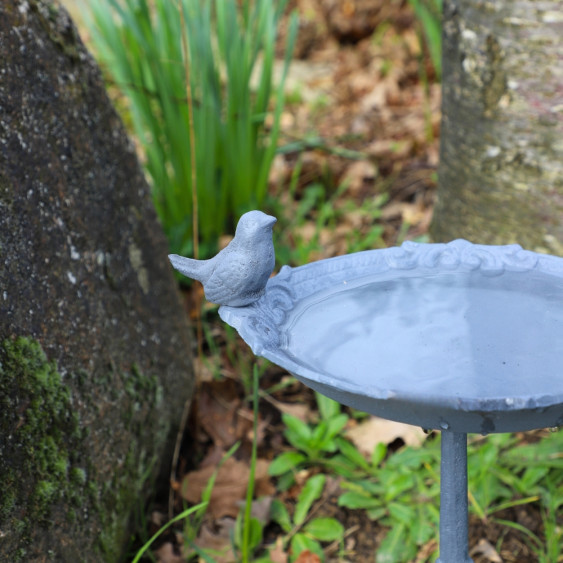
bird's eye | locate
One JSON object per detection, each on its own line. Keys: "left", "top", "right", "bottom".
{"left": 246, "top": 221, "right": 258, "bottom": 230}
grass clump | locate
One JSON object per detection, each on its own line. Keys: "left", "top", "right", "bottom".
{"left": 86, "top": 0, "right": 298, "bottom": 258}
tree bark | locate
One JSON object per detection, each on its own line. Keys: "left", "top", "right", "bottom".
{"left": 431, "top": 0, "right": 563, "bottom": 253}
{"left": 0, "top": 1, "right": 194, "bottom": 560}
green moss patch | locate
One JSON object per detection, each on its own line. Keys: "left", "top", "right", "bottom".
{"left": 94, "top": 363, "right": 166, "bottom": 558}
{"left": 0, "top": 337, "right": 87, "bottom": 538}
{"left": 0, "top": 337, "right": 169, "bottom": 559}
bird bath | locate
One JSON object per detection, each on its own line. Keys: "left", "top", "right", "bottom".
{"left": 217, "top": 239, "right": 563, "bottom": 562}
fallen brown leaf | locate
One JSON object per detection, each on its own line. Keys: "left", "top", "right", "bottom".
{"left": 470, "top": 538, "right": 503, "bottom": 562}
{"left": 254, "top": 458, "right": 277, "bottom": 497}
{"left": 341, "top": 160, "right": 378, "bottom": 197}
{"left": 192, "top": 356, "right": 217, "bottom": 383}
{"left": 198, "top": 444, "right": 227, "bottom": 470}
{"left": 414, "top": 539, "right": 438, "bottom": 562}
{"left": 197, "top": 380, "right": 253, "bottom": 449}
{"left": 294, "top": 550, "right": 321, "bottom": 563}
{"left": 245, "top": 495, "right": 274, "bottom": 524}
{"left": 267, "top": 536, "right": 288, "bottom": 563}
{"left": 346, "top": 416, "right": 426, "bottom": 455}
{"left": 155, "top": 542, "right": 184, "bottom": 563}
{"left": 260, "top": 392, "right": 311, "bottom": 422}
{"left": 367, "top": 139, "right": 414, "bottom": 161}
{"left": 181, "top": 457, "right": 249, "bottom": 518}
{"left": 181, "top": 456, "right": 273, "bottom": 518}
{"left": 193, "top": 518, "right": 236, "bottom": 563}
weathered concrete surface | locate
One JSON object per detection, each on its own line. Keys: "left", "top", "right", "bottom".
{"left": 431, "top": 0, "right": 563, "bottom": 254}
{"left": 0, "top": 0, "right": 194, "bottom": 560}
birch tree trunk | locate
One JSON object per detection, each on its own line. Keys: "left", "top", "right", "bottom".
{"left": 430, "top": 0, "right": 563, "bottom": 253}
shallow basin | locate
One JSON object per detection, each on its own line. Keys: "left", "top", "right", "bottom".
{"left": 220, "top": 239, "right": 563, "bottom": 433}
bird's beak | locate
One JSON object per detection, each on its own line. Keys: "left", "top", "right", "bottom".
{"left": 265, "top": 215, "right": 277, "bottom": 227}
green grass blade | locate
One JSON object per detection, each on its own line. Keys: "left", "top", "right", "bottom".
{"left": 241, "top": 365, "right": 260, "bottom": 562}
{"left": 131, "top": 502, "right": 207, "bottom": 563}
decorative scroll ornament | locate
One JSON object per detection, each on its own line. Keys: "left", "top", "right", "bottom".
{"left": 220, "top": 239, "right": 544, "bottom": 356}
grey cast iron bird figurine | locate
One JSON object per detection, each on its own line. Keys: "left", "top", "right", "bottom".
{"left": 169, "top": 210, "right": 277, "bottom": 307}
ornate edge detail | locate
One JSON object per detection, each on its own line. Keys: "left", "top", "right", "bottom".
{"left": 219, "top": 265, "right": 296, "bottom": 354}
{"left": 385, "top": 239, "right": 539, "bottom": 273}
{"left": 219, "top": 240, "right": 563, "bottom": 429}
{"left": 220, "top": 239, "right": 543, "bottom": 355}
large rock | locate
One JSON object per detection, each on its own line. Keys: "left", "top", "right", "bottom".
{"left": 0, "top": 1, "right": 194, "bottom": 560}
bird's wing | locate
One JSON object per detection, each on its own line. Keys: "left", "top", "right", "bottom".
{"left": 203, "top": 253, "right": 253, "bottom": 303}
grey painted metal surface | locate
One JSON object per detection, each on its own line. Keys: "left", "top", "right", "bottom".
{"left": 172, "top": 217, "right": 563, "bottom": 562}
{"left": 437, "top": 432, "right": 473, "bottom": 563}
{"left": 169, "top": 210, "right": 276, "bottom": 307}
{"left": 219, "top": 238, "right": 563, "bottom": 434}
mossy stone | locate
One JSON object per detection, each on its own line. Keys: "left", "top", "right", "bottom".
{"left": 0, "top": 337, "right": 87, "bottom": 554}
{"left": 0, "top": 0, "right": 194, "bottom": 559}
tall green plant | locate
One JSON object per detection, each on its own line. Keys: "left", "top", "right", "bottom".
{"left": 408, "top": 0, "right": 442, "bottom": 78}
{"left": 86, "top": 0, "right": 297, "bottom": 256}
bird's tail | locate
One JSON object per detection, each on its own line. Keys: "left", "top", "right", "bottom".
{"left": 168, "top": 254, "right": 208, "bottom": 283}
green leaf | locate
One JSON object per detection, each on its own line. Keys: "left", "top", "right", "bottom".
{"left": 283, "top": 413, "right": 312, "bottom": 442}
{"left": 247, "top": 517, "right": 263, "bottom": 551}
{"left": 294, "top": 474, "right": 325, "bottom": 526}
{"left": 322, "top": 454, "right": 360, "bottom": 479}
{"left": 521, "top": 466, "right": 550, "bottom": 490}
{"left": 338, "top": 491, "right": 382, "bottom": 510}
{"left": 290, "top": 533, "right": 324, "bottom": 562}
{"left": 304, "top": 517, "right": 344, "bottom": 541}
{"left": 335, "top": 436, "right": 370, "bottom": 471}
{"left": 371, "top": 442, "right": 387, "bottom": 467}
{"left": 269, "top": 452, "right": 307, "bottom": 476}
{"left": 376, "top": 523, "right": 416, "bottom": 563}
{"left": 384, "top": 473, "right": 415, "bottom": 502}
{"left": 325, "top": 413, "right": 349, "bottom": 440}
{"left": 387, "top": 502, "right": 416, "bottom": 525}
{"left": 284, "top": 428, "right": 314, "bottom": 455}
{"left": 315, "top": 391, "right": 341, "bottom": 420}
{"left": 386, "top": 447, "right": 433, "bottom": 470}
{"left": 341, "top": 478, "right": 383, "bottom": 496}
{"left": 235, "top": 514, "right": 263, "bottom": 552}
{"left": 410, "top": 514, "right": 436, "bottom": 545}
{"left": 309, "top": 414, "right": 349, "bottom": 454}
{"left": 270, "top": 498, "right": 292, "bottom": 533}
{"left": 488, "top": 495, "right": 540, "bottom": 517}
{"left": 366, "top": 506, "right": 387, "bottom": 520}
{"left": 311, "top": 420, "right": 334, "bottom": 453}
{"left": 277, "top": 470, "right": 297, "bottom": 492}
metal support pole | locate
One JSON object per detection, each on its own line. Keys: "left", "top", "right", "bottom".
{"left": 436, "top": 431, "right": 473, "bottom": 563}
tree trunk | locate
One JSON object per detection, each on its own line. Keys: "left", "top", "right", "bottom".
{"left": 431, "top": 0, "right": 563, "bottom": 253}
{"left": 0, "top": 1, "right": 194, "bottom": 560}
